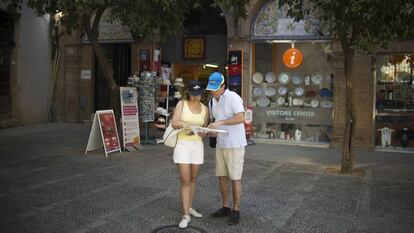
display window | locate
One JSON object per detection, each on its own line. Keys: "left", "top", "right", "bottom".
{"left": 375, "top": 54, "right": 414, "bottom": 149}
{"left": 251, "top": 42, "right": 334, "bottom": 145}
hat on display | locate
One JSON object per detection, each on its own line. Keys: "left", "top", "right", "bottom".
{"left": 173, "top": 91, "right": 182, "bottom": 99}
{"left": 206, "top": 72, "right": 225, "bottom": 91}
{"left": 188, "top": 80, "right": 204, "bottom": 96}
{"left": 173, "top": 77, "right": 184, "bottom": 87}
{"left": 162, "top": 79, "right": 171, "bottom": 85}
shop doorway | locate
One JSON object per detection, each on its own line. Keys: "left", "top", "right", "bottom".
{"left": 94, "top": 43, "right": 131, "bottom": 110}
{"left": 0, "top": 11, "right": 13, "bottom": 114}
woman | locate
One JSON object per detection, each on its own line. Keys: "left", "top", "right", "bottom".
{"left": 171, "top": 80, "right": 209, "bottom": 229}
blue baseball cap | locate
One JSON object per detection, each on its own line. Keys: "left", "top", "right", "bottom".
{"left": 206, "top": 72, "right": 225, "bottom": 91}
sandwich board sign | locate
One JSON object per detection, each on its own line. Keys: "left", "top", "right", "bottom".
{"left": 85, "top": 110, "right": 121, "bottom": 157}
{"left": 120, "top": 87, "right": 142, "bottom": 151}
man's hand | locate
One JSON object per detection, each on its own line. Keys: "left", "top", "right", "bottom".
{"left": 208, "top": 121, "right": 221, "bottom": 129}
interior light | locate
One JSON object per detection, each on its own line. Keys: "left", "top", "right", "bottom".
{"left": 204, "top": 64, "right": 219, "bottom": 68}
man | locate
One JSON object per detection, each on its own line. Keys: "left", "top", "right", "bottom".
{"left": 206, "top": 72, "right": 247, "bottom": 225}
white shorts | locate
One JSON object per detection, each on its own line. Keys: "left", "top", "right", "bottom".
{"left": 215, "top": 147, "right": 245, "bottom": 180}
{"left": 173, "top": 140, "right": 204, "bottom": 164}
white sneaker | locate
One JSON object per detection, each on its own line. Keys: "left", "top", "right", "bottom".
{"left": 178, "top": 215, "right": 191, "bottom": 229}
{"left": 189, "top": 207, "right": 203, "bottom": 218}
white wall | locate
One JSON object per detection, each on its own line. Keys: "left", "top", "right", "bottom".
{"left": 16, "top": 4, "right": 51, "bottom": 124}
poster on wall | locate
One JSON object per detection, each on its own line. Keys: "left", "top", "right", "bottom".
{"left": 120, "top": 87, "right": 142, "bottom": 151}
{"left": 139, "top": 49, "right": 151, "bottom": 72}
{"left": 152, "top": 48, "right": 161, "bottom": 74}
{"left": 228, "top": 50, "right": 242, "bottom": 96}
{"left": 85, "top": 110, "right": 121, "bottom": 157}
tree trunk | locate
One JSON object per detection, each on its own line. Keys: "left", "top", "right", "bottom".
{"left": 233, "top": 15, "right": 239, "bottom": 38}
{"left": 83, "top": 20, "right": 121, "bottom": 125}
{"left": 341, "top": 48, "right": 355, "bottom": 173}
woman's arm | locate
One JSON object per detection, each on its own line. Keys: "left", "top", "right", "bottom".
{"left": 171, "top": 101, "right": 184, "bottom": 129}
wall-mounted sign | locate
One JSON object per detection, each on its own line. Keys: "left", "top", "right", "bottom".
{"left": 139, "top": 48, "right": 151, "bottom": 72}
{"left": 228, "top": 50, "right": 243, "bottom": 95}
{"left": 283, "top": 48, "right": 303, "bottom": 68}
{"left": 183, "top": 37, "right": 205, "bottom": 60}
{"left": 253, "top": 107, "right": 332, "bottom": 125}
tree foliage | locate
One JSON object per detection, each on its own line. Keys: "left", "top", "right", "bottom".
{"left": 282, "top": 0, "right": 414, "bottom": 54}
{"left": 282, "top": 0, "right": 414, "bottom": 172}
{"left": 212, "top": 0, "right": 251, "bottom": 37}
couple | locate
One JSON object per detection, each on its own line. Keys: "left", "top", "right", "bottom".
{"left": 171, "top": 72, "right": 247, "bottom": 229}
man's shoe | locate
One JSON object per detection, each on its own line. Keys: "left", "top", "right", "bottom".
{"left": 210, "top": 207, "right": 231, "bottom": 218}
{"left": 189, "top": 207, "right": 203, "bottom": 218}
{"left": 178, "top": 215, "right": 191, "bottom": 229}
{"left": 228, "top": 210, "right": 240, "bottom": 225}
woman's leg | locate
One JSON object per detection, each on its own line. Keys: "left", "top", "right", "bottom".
{"left": 189, "top": 164, "right": 200, "bottom": 208}
{"left": 177, "top": 163, "right": 191, "bottom": 215}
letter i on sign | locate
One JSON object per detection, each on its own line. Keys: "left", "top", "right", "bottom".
{"left": 283, "top": 48, "right": 303, "bottom": 69}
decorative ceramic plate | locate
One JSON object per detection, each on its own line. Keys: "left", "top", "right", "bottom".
{"left": 253, "top": 87, "right": 263, "bottom": 96}
{"left": 311, "top": 73, "right": 323, "bottom": 85}
{"left": 277, "top": 96, "right": 286, "bottom": 105}
{"left": 293, "top": 98, "right": 304, "bottom": 106}
{"left": 257, "top": 97, "right": 270, "bottom": 107}
{"left": 292, "top": 74, "right": 303, "bottom": 85}
{"left": 305, "top": 90, "right": 316, "bottom": 97}
{"left": 320, "top": 100, "right": 333, "bottom": 108}
{"left": 294, "top": 87, "right": 305, "bottom": 96}
{"left": 320, "top": 88, "right": 333, "bottom": 97}
{"left": 265, "top": 87, "right": 277, "bottom": 96}
{"left": 252, "top": 72, "right": 264, "bottom": 84}
{"left": 265, "top": 72, "right": 277, "bottom": 83}
{"left": 278, "top": 86, "right": 288, "bottom": 95}
{"left": 278, "top": 72, "right": 290, "bottom": 84}
{"left": 310, "top": 99, "right": 319, "bottom": 108}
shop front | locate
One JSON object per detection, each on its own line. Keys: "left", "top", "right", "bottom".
{"left": 375, "top": 54, "right": 414, "bottom": 150}
{"left": 247, "top": 1, "right": 335, "bottom": 146}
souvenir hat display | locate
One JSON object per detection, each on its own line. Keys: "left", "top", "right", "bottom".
{"left": 173, "top": 91, "right": 182, "bottom": 99}
{"left": 265, "top": 72, "right": 277, "bottom": 83}
{"left": 173, "top": 77, "right": 184, "bottom": 87}
{"left": 156, "top": 107, "right": 169, "bottom": 116}
{"left": 252, "top": 72, "right": 264, "bottom": 84}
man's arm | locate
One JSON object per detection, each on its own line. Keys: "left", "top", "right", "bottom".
{"left": 208, "top": 112, "right": 244, "bottom": 129}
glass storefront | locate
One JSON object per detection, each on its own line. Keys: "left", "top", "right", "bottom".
{"left": 251, "top": 42, "right": 334, "bottom": 145}
{"left": 375, "top": 54, "right": 414, "bottom": 149}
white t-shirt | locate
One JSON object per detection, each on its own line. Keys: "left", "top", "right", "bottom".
{"left": 211, "top": 90, "right": 247, "bottom": 148}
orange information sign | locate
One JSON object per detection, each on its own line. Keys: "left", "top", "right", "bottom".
{"left": 283, "top": 48, "right": 303, "bottom": 68}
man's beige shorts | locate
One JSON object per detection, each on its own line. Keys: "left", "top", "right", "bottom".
{"left": 215, "top": 147, "right": 245, "bottom": 180}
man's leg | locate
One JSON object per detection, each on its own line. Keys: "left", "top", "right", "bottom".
{"left": 211, "top": 148, "right": 232, "bottom": 218}
{"left": 219, "top": 176, "right": 229, "bottom": 208}
{"left": 231, "top": 180, "right": 241, "bottom": 211}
